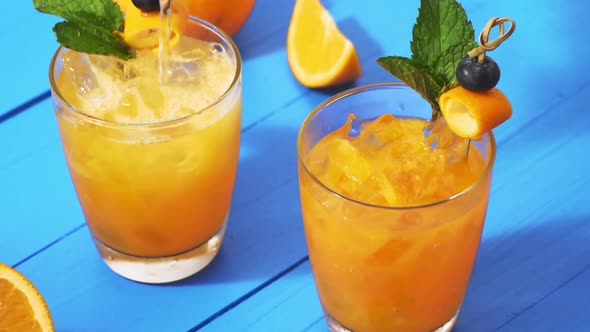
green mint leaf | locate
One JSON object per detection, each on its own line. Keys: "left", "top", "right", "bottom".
{"left": 54, "top": 21, "right": 134, "bottom": 60}
{"left": 433, "top": 40, "right": 478, "bottom": 88}
{"left": 34, "top": 0, "right": 125, "bottom": 32}
{"left": 34, "top": 0, "right": 134, "bottom": 59}
{"left": 411, "top": 0, "right": 475, "bottom": 75}
{"left": 377, "top": 56, "right": 442, "bottom": 114}
{"left": 377, "top": 0, "right": 476, "bottom": 119}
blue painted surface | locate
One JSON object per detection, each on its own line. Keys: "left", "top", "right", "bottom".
{"left": 1, "top": 0, "right": 589, "bottom": 331}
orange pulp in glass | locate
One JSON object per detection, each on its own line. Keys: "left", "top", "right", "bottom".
{"left": 53, "top": 35, "right": 241, "bottom": 257}
{"left": 299, "top": 114, "right": 492, "bottom": 331}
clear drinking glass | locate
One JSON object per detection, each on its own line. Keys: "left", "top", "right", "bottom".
{"left": 297, "top": 83, "right": 495, "bottom": 331}
{"left": 49, "top": 17, "right": 242, "bottom": 284}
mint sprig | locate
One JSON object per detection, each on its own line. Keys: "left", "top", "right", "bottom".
{"left": 378, "top": 57, "right": 442, "bottom": 108}
{"left": 377, "top": 0, "right": 477, "bottom": 118}
{"left": 34, "top": 0, "right": 134, "bottom": 60}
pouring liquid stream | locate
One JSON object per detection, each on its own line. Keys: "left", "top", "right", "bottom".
{"left": 158, "top": 0, "right": 172, "bottom": 84}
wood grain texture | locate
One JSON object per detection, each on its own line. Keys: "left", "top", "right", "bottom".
{"left": 0, "top": 2, "right": 58, "bottom": 116}
{"left": 1, "top": 0, "right": 589, "bottom": 331}
{"left": 195, "top": 85, "right": 590, "bottom": 331}
{"left": 0, "top": 100, "right": 83, "bottom": 265}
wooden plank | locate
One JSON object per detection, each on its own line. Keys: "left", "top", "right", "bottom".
{"left": 0, "top": 3, "right": 58, "bottom": 115}
{"left": 0, "top": 0, "right": 304, "bottom": 119}
{"left": 0, "top": 0, "right": 391, "bottom": 265}
{"left": 15, "top": 225, "right": 309, "bottom": 332}
{"left": 455, "top": 86, "right": 590, "bottom": 330}
{"left": 12, "top": 59, "right": 589, "bottom": 331}
{"left": 497, "top": 267, "right": 590, "bottom": 332}
{"left": 181, "top": 80, "right": 590, "bottom": 331}
{"left": 2, "top": 0, "right": 589, "bottom": 331}
{"left": 5, "top": 55, "right": 391, "bottom": 330}
{"left": 2, "top": 81, "right": 326, "bottom": 331}
{"left": 198, "top": 260, "right": 320, "bottom": 332}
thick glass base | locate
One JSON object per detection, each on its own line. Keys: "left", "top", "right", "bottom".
{"left": 93, "top": 225, "right": 226, "bottom": 284}
{"left": 323, "top": 308, "right": 459, "bottom": 332}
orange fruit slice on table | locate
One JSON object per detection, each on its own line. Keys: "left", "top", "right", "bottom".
{"left": 439, "top": 86, "right": 512, "bottom": 139}
{"left": 287, "top": 0, "right": 363, "bottom": 88}
{"left": 0, "top": 262, "right": 54, "bottom": 331}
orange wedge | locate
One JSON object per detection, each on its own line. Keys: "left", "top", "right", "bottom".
{"left": 0, "top": 263, "right": 54, "bottom": 331}
{"left": 439, "top": 86, "right": 512, "bottom": 138}
{"left": 287, "top": 0, "right": 362, "bottom": 88}
{"left": 122, "top": 1, "right": 189, "bottom": 50}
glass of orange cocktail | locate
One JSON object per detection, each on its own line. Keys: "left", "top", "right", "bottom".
{"left": 49, "top": 17, "right": 242, "bottom": 284}
{"left": 297, "top": 83, "right": 494, "bottom": 331}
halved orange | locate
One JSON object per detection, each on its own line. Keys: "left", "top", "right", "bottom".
{"left": 179, "top": 0, "right": 255, "bottom": 36}
{"left": 0, "top": 263, "right": 54, "bottom": 331}
{"left": 287, "top": 0, "right": 362, "bottom": 88}
{"left": 439, "top": 86, "right": 512, "bottom": 138}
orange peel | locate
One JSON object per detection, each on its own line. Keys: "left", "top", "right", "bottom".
{"left": 439, "top": 86, "right": 512, "bottom": 138}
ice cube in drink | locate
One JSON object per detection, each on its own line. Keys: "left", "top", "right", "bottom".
{"left": 298, "top": 84, "right": 494, "bottom": 331}
{"left": 50, "top": 17, "right": 242, "bottom": 283}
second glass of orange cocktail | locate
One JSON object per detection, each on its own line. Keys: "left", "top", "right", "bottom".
{"left": 297, "top": 83, "right": 495, "bottom": 331}
{"left": 48, "top": 6, "right": 242, "bottom": 283}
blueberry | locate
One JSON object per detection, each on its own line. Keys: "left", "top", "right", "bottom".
{"left": 456, "top": 55, "right": 501, "bottom": 92}
{"left": 132, "top": 0, "right": 160, "bottom": 12}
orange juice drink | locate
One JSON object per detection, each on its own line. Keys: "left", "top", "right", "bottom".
{"left": 49, "top": 17, "right": 242, "bottom": 283}
{"left": 297, "top": 83, "right": 495, "bottom": 331}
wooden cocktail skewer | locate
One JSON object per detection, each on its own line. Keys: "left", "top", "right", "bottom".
{"left": 464, "top": 17, "right": 516, "bottom": 157}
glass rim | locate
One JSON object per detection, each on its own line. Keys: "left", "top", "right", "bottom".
{"left": 296, "top": 82, "right": 497, "bottom": 211}
{"left": 48, "top": 15, "right": 242, "bottom": 129}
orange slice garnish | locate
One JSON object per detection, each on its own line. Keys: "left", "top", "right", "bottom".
{"left": 113, "top": 0, "right": 132, "bottom": 13}
{"left": 287, "top": 0, "right": 362, "bottom": 88}
{"left": 0, "top": 262, "right": 54, "bottom": 331}
{"left": 122, "top": 1, "right": 189, "bottom": 50}
{"left": 439, "top": 86, "right": 512, "bottom": 138}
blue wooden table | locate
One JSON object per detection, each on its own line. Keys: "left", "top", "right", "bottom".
{"left": 2, "top": 0, "right": 589, "bottom": 331}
